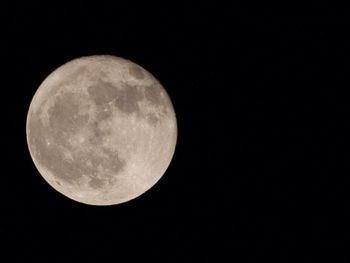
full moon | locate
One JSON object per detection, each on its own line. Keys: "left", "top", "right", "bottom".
{"left": 26, "top": 55, "right": 177, "bottom": 205}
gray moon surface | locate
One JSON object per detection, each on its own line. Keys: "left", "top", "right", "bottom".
{"left": 26, "top": 55, "right": 177, "bottom": 205}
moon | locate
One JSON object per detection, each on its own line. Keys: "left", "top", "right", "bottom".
{"left": 26, "top": 55, "right": 177, "bottom": 205}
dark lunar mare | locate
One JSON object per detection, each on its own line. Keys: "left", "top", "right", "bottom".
{"left": 87, "top": 77, "right": 169, "bottom": 125}
{"left": 28, "top": 89, "right": 126, "bottom": 186}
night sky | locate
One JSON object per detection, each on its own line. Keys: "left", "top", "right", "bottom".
{"left": 0, "top": 1, "right": 349, "bottom": 262}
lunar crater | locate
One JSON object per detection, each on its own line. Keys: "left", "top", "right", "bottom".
{"left": 128, "top": 64, "right": 145, "bottom": 80}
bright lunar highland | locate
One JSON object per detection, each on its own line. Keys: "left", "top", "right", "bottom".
{"left": 26, "top": 55, "right": 177, "bottom": 205}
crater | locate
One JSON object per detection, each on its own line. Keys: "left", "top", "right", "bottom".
{"left": 146, "top": 112, "right": 160, "bottom": 125}
{"left": 128, "top": 64, "right": 144, "bottom": 79}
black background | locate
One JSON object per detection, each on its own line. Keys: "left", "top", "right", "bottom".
{"left": 1, "top": 1, "right": 349, "bottom": 261}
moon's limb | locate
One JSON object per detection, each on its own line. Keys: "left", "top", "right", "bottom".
{"left": 26, "top": 55, "right": 177, "bottom": 205}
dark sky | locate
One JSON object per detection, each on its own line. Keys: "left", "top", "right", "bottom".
{"left": 0, "top": 1, "right": 349, "bottom": 262}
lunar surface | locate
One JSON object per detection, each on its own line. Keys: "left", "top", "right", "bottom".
{"left": 26, "top": 55, "right": 177, "bottom": 205}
